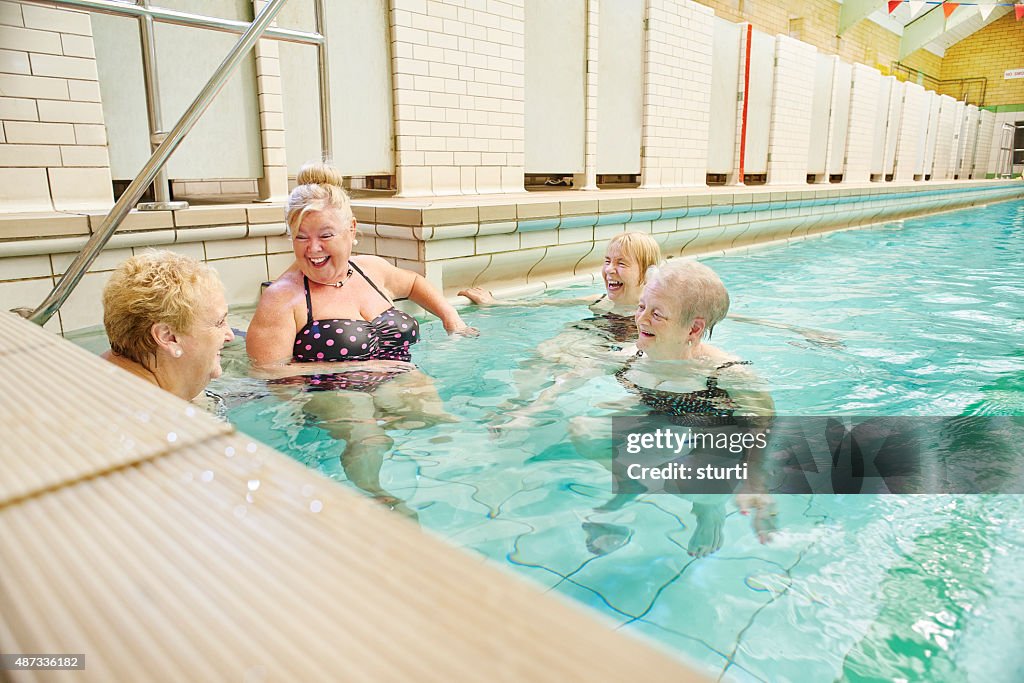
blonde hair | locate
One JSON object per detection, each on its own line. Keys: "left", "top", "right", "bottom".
{"left": 645, "top": 259, "right": 730, "bottom": 337}
{"left": 607, "top": 232, "right": 662, "bottom": 285}
{"left": 286, "top": 161, "right": 354, "bottom": 234}
{"left": 103, "top": 250, "right": 222, "bottom": 369}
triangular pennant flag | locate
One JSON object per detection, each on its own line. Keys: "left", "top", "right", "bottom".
{"left": 1016, "top": 4, "right": 1024, "bottom": 22}
{"left": 908, "top": 1, "right": 926, "bottom": 19}
{"left": 978, "top": 2, "right": 995, "bottom": 21}
{"left": 887, "top": 0, "right": 901, "bottom": 14}
{"left": 943, "top": 2, "right": 958, "bottom": 20}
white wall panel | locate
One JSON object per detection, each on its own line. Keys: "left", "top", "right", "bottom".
{"left": 826, "top": 61, "right": 851, "bottom": 176}
{"left": 92, "top": 13, "right": 150, "bottom": 180}
{"left": 922, "top": 92, "right": 941, "bottom": 176}
{"left": 277, "top": 0, "right": 322, "bottom": 175}
{"left": 707, "top": 18, "right": 741, "bottom": 174}
{"left": 882, "top": 81, "right": 903, "bottom": 176}
{"left": 972, "top": 110, "right": 996, "bottom": 179}
{"left": 155, "top": 0, "right": 262, "bottom": 179}
{"left": 958, "top": 105, "right": 980, "bottom": 178}
{"left": 870, "top": 76, "right": 893, "bottom": 175}
{"left": 525, "top": 0, "right": 586, "bottom": 173}
{"left": 324, "top": 0, "right": 393, "bottom": 175}
{"left": 807, "top": 54, "right": 834, "bottom": 175}
{"left": 950, "top": 100, "right": 967, "bottom": 177}
{"left": 912, "top": 88, "right": 930, "bottom": 175}
{"left": 743, "top": 30, "right": 774, "bottom": 174}
{"left": 597, "top": 0, "right": 643, "bottom": 174}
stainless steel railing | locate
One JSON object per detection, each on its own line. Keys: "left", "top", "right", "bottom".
{"left": 24, "top": 0, "right": 294, "bottom": 326}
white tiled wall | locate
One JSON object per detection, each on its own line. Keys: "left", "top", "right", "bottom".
{"left": 639, "top": 0, "right": 713, "bottom": 188}
{"left": 390, "top": 0, "right": 525, "bottom": 196}
{"left": 957, "top": 104, "right": 979, "bottom": 179}
{"left": 881, "top": 81, "right": 904, "bottom": 177}
{"left": 972, "top": 109, "right": 995, "bottom": 179}
{"left": 930, "top": 95, "right": 958, "bottom": 180}
{"left": 843, "top": 64, "right": 880, "bottom": 184}
{"left": 253, "top": 0, "right": 288, "bottom": 201}
{"left": 893, "top": 82, "right": 925, "bottom": 181}
{"left": 766, "top": 35, "right": 816, "bottom": 185}
{"left": 0, "top": 1, "right": 113, "bottom": 211}
{"left": 921, "top": 91, "right": 941, "bottom": 177}
{"left": 579, "top": 0, "right": 598, "bottom": 190}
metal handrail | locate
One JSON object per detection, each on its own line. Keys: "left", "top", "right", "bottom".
{"left": 21, "top": 0, "right": 321, "bottom": 45}
{"left": 25, "top": 0, "right": 293, "bottom": 326}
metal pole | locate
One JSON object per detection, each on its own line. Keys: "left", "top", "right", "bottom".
{"left": 136, "top": 0, "right": 186, "bottom": 210}
{"left": 26, "top": 0, "right": 293, "bottom": 326}
{"left": 19, "top": 0, "right": 320, "bottom": 45}
{"left": 314, "top": 0, "right": 332, "bottom": 161}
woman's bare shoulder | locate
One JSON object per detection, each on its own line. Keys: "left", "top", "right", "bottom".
{"left": 255, "top": 270, "right": 305, "bottom": 316}
{"left": 351, "top": 254, "right": 393, "bottom": 275}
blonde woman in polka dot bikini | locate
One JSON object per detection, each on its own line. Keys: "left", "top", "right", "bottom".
{"left": 247, "top": 162, "right": 477, "bottom": 518}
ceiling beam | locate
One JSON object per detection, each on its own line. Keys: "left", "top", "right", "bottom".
{"left": 899, "top": 4, "right": 970, "bottom": 59}
{"left": 838, "top": 0, "right": 886, "bottom": 36}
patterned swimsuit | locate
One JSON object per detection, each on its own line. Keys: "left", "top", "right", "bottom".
{"left": 616, "top": 352, "right": 752, "bottom": 425}
{"left": 282, "top": 262, "right": 420, "bottom": 392}
{"left": 571, "top": 294, "right": 637, "bottom": 349}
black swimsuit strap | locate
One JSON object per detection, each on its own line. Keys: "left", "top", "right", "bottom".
{"left": 620, "top": 354, "right": 751, "bottom": 391}
{"left": 350, "top": 261, "right": 394, "bottom": 307}
{"left": 715, "top": 360, "right": 752, "bottom": 371}
{"left": 302, "top": 275, "right": 314, "bottom": 325}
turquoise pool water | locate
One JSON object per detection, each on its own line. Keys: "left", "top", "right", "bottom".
{"left": 220, "top": 199, "right": 1021, "bottom": 681}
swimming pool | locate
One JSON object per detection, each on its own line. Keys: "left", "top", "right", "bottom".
{"left": 91, "top": 199, "right": 1024, "bottom": 681}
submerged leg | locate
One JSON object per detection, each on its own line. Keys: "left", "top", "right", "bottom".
{"left": 303, "top": 391, "right": 418, "bottom": 521}
{"left": 688, "top": 499, "right": 727, "bottom": 558}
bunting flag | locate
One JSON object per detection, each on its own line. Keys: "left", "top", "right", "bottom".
{"left": 1017, "top": 3, "right": 1024, "bottom": 21}
{"left": 943, "top": 2, "right": 959, "bottom": 19}
{"left": 888, "top": 0, "right": 901, "bottom": 13}
{"left": 908, "top": 1, "right": 926, "bottom": 18}
{"left": 977, "top": 2, "right": 995, "bottom": 20}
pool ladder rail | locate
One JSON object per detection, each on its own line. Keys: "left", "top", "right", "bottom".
{"left": 15, "top": 0, "right": 313, "bottom": 327}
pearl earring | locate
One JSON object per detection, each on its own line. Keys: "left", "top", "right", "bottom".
{"left": 353, "top": 239, "right": 359, "bottom": 246}
{"left": 173, "top": 348, "right": 183, "bottom": 358}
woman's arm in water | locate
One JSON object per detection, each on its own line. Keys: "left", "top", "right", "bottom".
{"left": 728, "top": 314, "right": 844, "bottom": 350}
{"left": 458, "top": 286, "right": 600, "bottom": 309}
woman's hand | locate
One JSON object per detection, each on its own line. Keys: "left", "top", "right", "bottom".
{"left": 457, "top": 287, "right": 497, "bottom": 305}
{"left": 446, "top": 321, "right": 480, "bottom": 337}
{"left": 736, "top": 493, "right": 778, "bottom": 544}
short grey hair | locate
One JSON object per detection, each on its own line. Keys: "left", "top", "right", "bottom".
{"left": 644, "top": 259, "right": 730, "bottom": 337}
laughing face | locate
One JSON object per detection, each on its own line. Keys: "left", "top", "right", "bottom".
{"left": 635, "top": 283, "right": 697, "bottom": 360}
{"left": 602, "top": 243, "right": 644, "bottom": 305}
{"left": 292, "top": 208, "right": 358, "bottom": 284}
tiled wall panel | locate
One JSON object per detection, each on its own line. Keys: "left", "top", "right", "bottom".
{"left": 391, "top": 0, "right": 525, "bottom": 196}
{"left": 957, "top": 105, "right": 979, "bottom": 179}
{"left": 0, "top": 1, "right": 112, "bottom": 212}
{"left": 766, "top": 36, "right": 815, "bottom": 185}
{"left": 971, "top": 109, "right": 995, "bottom": 179}
{"left": 921, "top": 92, "right": 941, "bottom": 177}
{"left": 930, "top": 95, "right": 958, "bottom": 180}
{"left": 843, "top": 64, "right": 880, "bottom": 184}
{"left": 639, "top": 0, "right": 713, "bottom": 188}
{"left": 893, "top": 82, "right": 925, "bottom": 182}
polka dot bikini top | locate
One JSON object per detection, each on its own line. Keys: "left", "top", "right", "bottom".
{"left": 293, "top": 262, "right": 419, "bottom": 363}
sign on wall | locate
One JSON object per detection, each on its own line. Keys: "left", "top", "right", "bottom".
{"left": 1005, "top": 68, "right": 1024, "bottom": 80}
